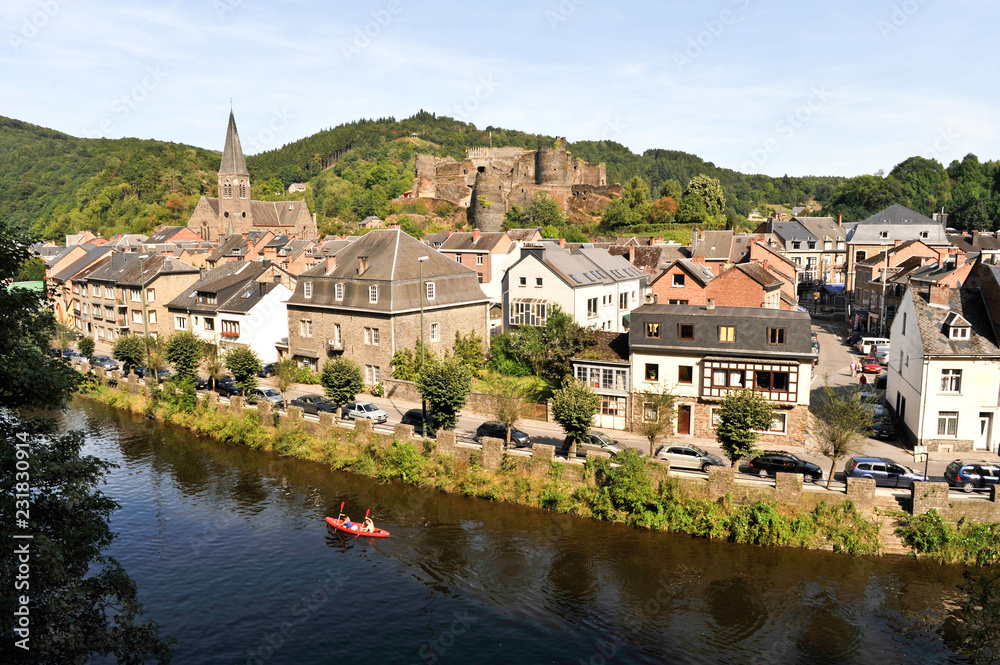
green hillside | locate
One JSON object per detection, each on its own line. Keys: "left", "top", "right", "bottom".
{"left": 4, "top": 111, "right": 1000, "bottom": 242}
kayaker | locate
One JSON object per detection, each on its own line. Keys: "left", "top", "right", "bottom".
{"left": 362, "top": 517, "right": 375, "bottom": 533}
{"left": 343, "top": 516, "right": 353, "bottom": 530}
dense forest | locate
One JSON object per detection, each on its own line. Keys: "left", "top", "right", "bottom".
{"left": 3, "top": 111, "right": 1000, "bottom": 243}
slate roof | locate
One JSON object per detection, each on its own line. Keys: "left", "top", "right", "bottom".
{"left": 423, "top": 230, "right": 452, "bottom": 247}
{"left": 439, "top": 232, "right": 509, "bottom": 252}
{"left": 288, "top": 230, "right": 488, "bottom": 313}
{"left": 519, "top": 245, "right": 643, "bottom": 289}
{"left": 770, "top": 220, "right": 817, "bottom": 244}
{"left": 198, "top": 198, "right": 310, "bottom": 229}
{"left": 505, "top": 228, "right": 543, "bottom": 242}
{"left": 628, "top": 304, "right": 815, "bottom": 360}
{"left": 795, "top": 216, "right": 849, "bottom": 241}
{"left": 208, "top": 235, "right": 249, "bottom": 262}
{"left": 147, "top": 226, "right": 188, "bottom": 243}
{"left": 948, "top": 232, "right": 1000, "bottom": 252}
{"left": 574, "top": 331, "right": 629, "bottom": 363}
{"left": 50, "top": 246, "right": 115, "bottom": 281}
{"left": 736, "top": 262, "right": 783, "bottom": 288}
{"left": 650, "top": 259, "right": 716, "bottom": 288}
{"left": 218, "top": 281, "right": 282, "bottom": 315}
{"left": 911, "top": 289, "right": 1000, "bottom": 357}
{"left": 607, "top": 245, "right": 688, "bottom": 274}
{"left": 220, "top": 111, "right": 248, "bottom": 174}
{"left": 907, "top": 258, "right": 969, "bottom": 285}
{"left": 850, "top": 204, "right": 947, "bottom": 244}
{"left": 167, "top": 261, "right": 270, "bottom": 315}
{"left": 691, "top": 231, "right": 752, "bottom": 263}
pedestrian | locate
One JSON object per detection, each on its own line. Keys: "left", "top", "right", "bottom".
{"left": 859, "top": 373, "right": 867, "bottom": 386}
{"left": 849, "top": 361, "right": 856, "bottom": 376}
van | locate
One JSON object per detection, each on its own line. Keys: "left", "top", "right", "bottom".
{"left": 856, "top": 337, "right": 890, "bottom": 355}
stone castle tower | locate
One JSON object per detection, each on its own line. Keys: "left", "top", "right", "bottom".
{"left": 218, "top": 111, "right": 254, "bottom": 234}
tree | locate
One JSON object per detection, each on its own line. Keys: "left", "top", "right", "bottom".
{"left": 15, "top": 254, "right": 46, "bottom": 281}
{"left": 224, "top": 347, "right": 261, "bottom": 394}
{"left": 416, "top": 355, "right": 473, "bottom": 432}
{"left": 204, "top": 351, "right": 225, "bottom": 391}
{"left": 634, "top": 387, "right": 677, "bottom": 457}
{"left": 677, "top": 174, "right": 726, "bottom": 225}
{"left": 0, "top": 220, "right": 173, "bottom": 663}
{"left": 391, "top": 339, "right": 433, "bottom": 382}
{"left": 164, "top": 330, "right": 204, "bottom": 382}
{"left": 452, "top": 329, "right": 484, "bottom": 375}
{"left": 812, "top": 382, "right": 874, "bottom": 489}
{"left": 601, "top": 176, "right": 652, "bottom": 230}
{"left": 274, "top": 360, "right": 297, "bottom": 409}
{"left": 52, "top": 321, "right": 79, "bottom": 353}
{"left": 648, "top": 196, "right": 679, "bottom": 225}
{"left": 78, "top": 335, "right": 95, "bottom": 359}
{"left": 484, "top": 376, "right": 528, "bottom": 445}
{"left": 551, "top": 379, "right": 600, "bottom": 455}
{"left": 320, "top": 356, "right": 365, "bottom": 414}
{"left": 659, "top": 178, "right": 683, "bottom": 202}
{"left": 113, "top": 333, "right": 147, "bottom": 372}
{"left": 714, "top": 389, "right": 774, "bottom": 467}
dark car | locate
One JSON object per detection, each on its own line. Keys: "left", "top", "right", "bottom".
{"left": 127, "top": 366, "right": 170, "bottom": 381}
{"left": 400, "top": 409, "right": 439, "bottom": 437}
{"left": 944, "top": 460, "right": 1000, "bottom": 493}
{"left": 290, "top": 394, "right": 338, "bottom": 415}
{"left": 474, "top": 422, "right": 531, "bottom": 448}
{"left": 258, "top": 362, "right": 278, "bottom": 378}
{"left": 214, "top": 377, "right": 242, "bottom": 397}
{"left": 871, "top": 417, "right": 896, "bottom": 440}
{"left": 195, "top": 376, "right": 211, "bottom": 390}
{"left": 748, "top": 451, "right": 823, "bottom": 482}
{"left": 844, "top": 456, "right": 926, "bottom": 487}
{"left": 874, "top": 371, "right": 887, "bottom": 390}
{"left": 90, "top": 356, "right": 120, "bottom": 371}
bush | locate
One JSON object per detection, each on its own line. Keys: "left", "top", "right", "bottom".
{"left": 369, "top": 382, "right": 385, "bottom": 397}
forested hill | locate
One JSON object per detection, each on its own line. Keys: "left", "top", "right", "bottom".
{"left": 4, "top": 111, "right": 998, "bottom": 242}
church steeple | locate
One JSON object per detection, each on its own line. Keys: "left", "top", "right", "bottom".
{"left": 217, "top": 109, "right": 253, "bottom": 232}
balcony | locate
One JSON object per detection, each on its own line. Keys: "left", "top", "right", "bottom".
{"left": 117, "top": 317, "right": 128, "bottom": 327}
{"left": 327, "top": 338, "right": 343, "bottom": 352}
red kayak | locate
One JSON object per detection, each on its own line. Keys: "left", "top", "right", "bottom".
{"left": 326, "top": 516, "right": 390, "bottom": 538}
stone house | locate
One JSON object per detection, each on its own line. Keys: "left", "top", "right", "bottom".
{"left": 45, "top": 244, "right": 115, "bottom": 326}
{"left": 629, "top": 304, "right": 816, "bottom": 445}
{"left": 438, "top": 230, "right": 519, "bottom": 333}
{"left": 795, "top": 216, "right": 849, "bottom": 284}
{"left": 167, "top": 260, "right": 294, "bottom": 362}
{"left": 284, "top": 230, "right": 489, "bottom": 383}
{"left": 886, "top": 276, "right": 1000, "bottom": 454}
{"left": 501, "top": 244, "right": 644, "bottom": 334}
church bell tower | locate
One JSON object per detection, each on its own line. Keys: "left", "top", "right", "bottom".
{"left": 218, "top": 111, "right": 253, "bottom": 234}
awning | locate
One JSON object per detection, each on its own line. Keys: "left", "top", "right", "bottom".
{"left": 822, "top": 284, "right": 845, "bottom": 294}
{"left": 293, "top": 348, "right": 320, "bottom": 359}
{"left": 856, "top": 309, "right": 869, "bottom": 318}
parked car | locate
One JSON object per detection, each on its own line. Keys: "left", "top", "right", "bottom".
{"left": 341, "top": 401, "right": 388, "bottom": 424}
{"left": 257, "top": 362, "right": 278, "bottom": 378}
{"left": 944, "top": 460, "right": 1000, "bottom": 493}
{"left": 195, "top": 376, "right": 211, "bottom": 390}
{"left": 875, "top": 349, "right": 890, "bottom": 365}
{"left": 246, "top": 387, "right": 284, "bottom": 406}
{"left": 748, "top": 451, "right": 823, "bottom": 481}
{"left": 861, "top": 401, "right": 888, "bottom": 420}
{"left": 655, "top": 443, "right": 725, "bottom": 472}
{"left": 400, "top": 408, "right": 439, "bottom": 436}
{"left": 69, "top": 351, "right": 86, "bottom": 366}
{"left": 874, "top": 371, "right": 887, "bottom": 390}
{"left": 860, "top": 357, "right": 881, "bottom": 373}
{"left": 126, "top": 365, "right": 170, "bottom": 381}
{"left": 871, "top": 417, "right": 896, "bottom": 440}
{"left": 847, "top": 331, "right": 863, "bottom": 346}
{"left": 568, "top": 430, "right": 623, "bottom": 458}
{"left": 214, "top": 377, "right": 241, "bottom": 397}
{"left": 90, "top": 356, "right": 120, "bottom": 371}
{"left": 289, "top": 394, "right": 338, "bottom": 415}
{"left": 474, "top": 422, "right": 531, "bottom": 448}
{"left": 844, "top": 456, "right": 925, "bottom": 487}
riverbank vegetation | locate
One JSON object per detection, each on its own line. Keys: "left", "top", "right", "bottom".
{"left": 87, "top": 383, "right": 883, "bottom": 556}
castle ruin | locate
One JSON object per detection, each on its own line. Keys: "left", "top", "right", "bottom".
{"left": 413, "top": 139, "right": 621, "bottom": 232}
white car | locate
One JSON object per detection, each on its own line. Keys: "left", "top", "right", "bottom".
{"left": 341, "top": 401, "right": 388, "bottom": 424}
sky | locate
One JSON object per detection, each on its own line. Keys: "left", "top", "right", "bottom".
{"left": 3, "top": 0, "right": 998, "bottom": 178}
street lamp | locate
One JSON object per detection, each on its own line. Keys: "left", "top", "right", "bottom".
{"left": 418, "top": 255, "right": 429, "bottom": 436}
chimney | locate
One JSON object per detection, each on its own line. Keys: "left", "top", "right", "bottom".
{"left": 894, "top": 239, "right": 902, "bottom": 247}
{"left": 928, "top": 283, "right": 950, "bottom": 306}
{"left": 707, "top": 298, "right": 716, "bottom": 310}
{"left": 762, "top": 259, "right": 769, "bottom": 272}
{"left": 559, "top": 238, "right": 566, "bottom": 248}
{"left": 972, "top": 230, "right": 980, "bottom": 245}
{"left": 325, "top": 256, "right": 337, "bottom": 274}
{"left": 358, "top": 256, "right": 369, "bottom": 275}
{"left": 447, "top": 230, "right": 455, "bottom": 237}
{"left": 473, "top": 228, "right": 481, "bottom": 242}
{"left": 837, "top": 214, "right": 842, "bottom": 227}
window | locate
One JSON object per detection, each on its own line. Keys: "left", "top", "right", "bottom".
{"left": 430, "top": 322, "right": 440, "bottom": 341}
{"left": 645, "top": 363, "right": 659, "bottom": 381}
{"left": 335, "top": 283, "right": 344, "bottom": 301}
{"left": 719, "top": 326, "right": 735, "bottom": 343}
{"left": 333, "top": 324, "right": 342, "bottom": 345}
{"left": 92, "top": 284, "right": 99, "bottom": 297}
{"left": 602, "top": 396, "right": 627, "bottom": 417}
{"left": 221, "top": 320, "right": 240, "bottom": 336}
{"left": 880, "top": 231, "right": 889, "bottom": 239}
{"left": 620, "top": 293, "right": 628, "bottom": 310}
{"left": 902, "top": 312, "right": 906, "bottom": 335}
{"left": 679, "top": 324, "right": 694, "bottom": 340}
{"left": 223, "top": 180, "right": 232, "bottom": 198}
{"left": 519, "top": 277, "right": 527, "bottom": 286}
{"left": 146, "top": 288, "right": 155, "bottom": 302}
{"left": 711, "top": 369, "right": 744, "bottom": 388}
{"left": 644, "top": 403, "right": 659, "bottom": 422}
{"left": 476, "top": 254, "right": 484, "bottom": 266}
{"left": 369, "top": 286, "right": 379, "bottom": 303}
{"left": 645, "top": 322, "right": 660, "bottom": 338}
{"left": 824, "top": 240, "right": 832, "bottom": 250}
{"left": 920, "top": 231, "right": 928, "bottom": 239}
{"left": 510, "top": 300, "right": 548, "bottom": 326}
{"left": 104, "top": 286, "right": 114, "bottom": 298}
{"left": 304, "top": 281, "right": 313, "bottom": 298}
{"left": 768, "top": 328, "right": 786, "bottom": 345}
{"left": 937, "top": 411, "right": 958, "bottom": 437}
{"left": 672, "top": 273, "right": 685, "bottom": 287}
{"left": 535, "top": 277, "right": 543, "bottom": 287}
{"left": 364, "top": 327, "right": 380, "bottom": 345}
{"left": 132, "top": 310, "right": 143, "bottom": 323}
{"left": 807, "top": 241, "right": 816, "bottom": 250}
{"left": 204, "top": 317, "right": 215, "bottom": 331}
{"left": 754, "top": 371, "right": 789, "bottom": 391}
{"left": 950, "top": 326, "right": 969, "bottom": 340}
{"left": 130, "top": 288, "right": 141, "bottom": 302}
{"left": 587, "top": 298, "right": 598, "bottom": 318}
{"left": 792, "top": 241, "right": 801, "bottom": 250}
{"left": 855, "top": 251, "right": 866, "bottom": 263}
{"left": 940, "top": 369, "right": 962, "bottom": 393}
{"left": 300, "top": 319, "right": 313, "bottom": 337}
{"left": 175, "top": 316, "right": 187, "bottom": 330}
{"left": 678, "top": 366, "right": 693, "bottom": 384}
{"left": 768, "top": 413, "right": 787, "bottom": 434}
{"left": 365, "top": 364, "right": 381, "bottom": 384}
{"left": 426, "top": 282, "right": 435, "bottom": 300}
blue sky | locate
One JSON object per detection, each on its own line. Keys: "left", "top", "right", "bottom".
{"left": 3, "top": 0, "right": 997, "bottom": 177}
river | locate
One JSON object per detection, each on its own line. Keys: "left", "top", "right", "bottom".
{"left": 72, "top": 400, "right": 972, "bottom": 665}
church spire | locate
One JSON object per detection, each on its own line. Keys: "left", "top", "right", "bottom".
{"left": 220, "top": 110, "right": 248, "bottom": 175}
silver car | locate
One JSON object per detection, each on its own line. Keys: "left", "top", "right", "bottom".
{"left": 655, "top": 444, "right": 725, "bottom": 473}
{"left": 247, "top": 387, "right": 284, "bottom": 406}
{"left": 341, "top": 401, "right": 388, "bottom": 424}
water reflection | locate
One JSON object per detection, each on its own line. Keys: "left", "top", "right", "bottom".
{"left": 76, "top": 399, "right": 969, "bottom": 665}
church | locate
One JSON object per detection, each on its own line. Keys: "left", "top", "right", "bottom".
{"left": 187, "top": 111, "right": 318, "bottom": 242}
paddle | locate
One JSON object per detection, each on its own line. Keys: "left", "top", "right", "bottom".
{"left": 337, "top": 501, "right": 345, "bottom": 521}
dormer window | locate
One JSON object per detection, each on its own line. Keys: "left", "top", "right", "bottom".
{"left": 304, "top": 281, "right": 313, "bottom": 298}
{"left": 920, "top": 231, "right": 929, "bottom": 238}
{"left": 880, "top": 231, "right": 889, "bottom": 239}
{"left": 943, "top": 311, "right": 971, "bottom": 339}
{"left": 950, "top": 326, "right": 969, "bottom": 339}
{"left": 426, "top": 282, "right": 435, "bottom": 300}
{"left": 335, "top": 283, "right": 344, "bottom": 301}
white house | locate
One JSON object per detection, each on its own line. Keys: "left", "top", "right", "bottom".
{"left": 501, "top": 244, "right": 644, "bottom": 333}
{"left": 887, "top": 280, "right": 1000, "bottom": 454}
